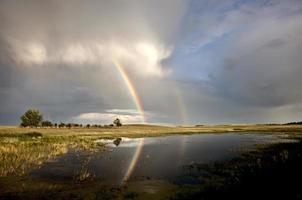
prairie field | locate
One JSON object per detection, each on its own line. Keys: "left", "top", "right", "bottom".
{"left": 0, "top": 124, "right": 301, "bottom": 199}
{"left": 1, "top": 124, "right": 302, "bottom": 138}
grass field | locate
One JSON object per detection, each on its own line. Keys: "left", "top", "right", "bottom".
{"left": 0, "top": 124, "right": 301, "bottom": 176}
{"left": 1, "top": 124, "right": 302, "bottom": 138}
{"left": 0, "top": 124, "right": 301, "bottom": 199}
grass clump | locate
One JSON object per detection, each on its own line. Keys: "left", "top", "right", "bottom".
{"left": 0, "top": 132, "right": 104, "bottom": 177}
{"left": 24, "top": 131, "right": 43, "bottom": 138}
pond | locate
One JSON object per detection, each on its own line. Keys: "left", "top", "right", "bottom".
{"left": 28, "top": 133, "right": 286, "bottom": 185}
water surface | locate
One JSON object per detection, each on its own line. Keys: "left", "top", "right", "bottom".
{"left": 29, "top": 133, "right": 286, "bottom": 185}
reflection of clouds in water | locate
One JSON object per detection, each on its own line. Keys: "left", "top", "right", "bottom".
{"left": 27, "top": 133, "right": 292, "bottom": 185}
{"left": 96, "top": 137, "right": 162, "bottom": 148}
{"left": 120, "top": 138, "right": 141, "bottom": 148}
{"left": 96, "top": 134, "right": 288, "bottom": 149}
{"left": 95, "top": 137, "right": 141, "bottom": 148}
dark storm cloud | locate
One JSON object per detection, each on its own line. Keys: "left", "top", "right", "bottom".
{"left": 168, "top": 0, "right": 302, "bottom": 124}
{"left": 1, "top": 0, "right": 302, "bottom": 125}
{"left": 0, "top": 0, "right": 188, "bottom": 125}
{"left": 209, "top": 12, "right": 302, "bottom": 108}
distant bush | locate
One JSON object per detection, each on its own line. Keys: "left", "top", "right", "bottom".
{"left": 113, "top": 118, "right": 122, "bottom": 127}
{"left": 42, "top": 120, "right": 53, "bottom": 127}
{"left": 20, "top": 109, "right": 43, "bottom": 127}
{"left": 66, "top": 123, "right": 72, "bottom": 128}
{"left": 195, "top": 125, "right": 204, "bottom": 127}
{"left": 59, "top": 122, "right": 65, "bottom": 128}
{"left": 285, "top": 121, "right": 302, "bottom": 125}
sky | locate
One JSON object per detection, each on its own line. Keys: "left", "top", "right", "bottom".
{"left": 1, "top": 0, "right": 302, "bottom": 125}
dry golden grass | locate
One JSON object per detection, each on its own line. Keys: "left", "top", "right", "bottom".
{"left": 1, "top": 124, "right": 301, "bottom": 138}
{"left": 0, "top": 141, "right": 68, "bottom": 176}
{"left": 0, "top": 124, "right": 301, "bottom": 177}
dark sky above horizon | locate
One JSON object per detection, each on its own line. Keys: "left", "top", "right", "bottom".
{"left": 1, "top": 0, "right": 302, "bottom": 125}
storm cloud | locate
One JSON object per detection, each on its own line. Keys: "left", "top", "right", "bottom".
{"left": 1, "top": 0, "right": 302, "bottom": 125}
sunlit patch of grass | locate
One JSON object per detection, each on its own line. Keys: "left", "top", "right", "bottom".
{"left": 0, "top": 140, "right": 68, "bottom": 176}
{"left": 0, "top": 133, "right": 104, "bottom": 177}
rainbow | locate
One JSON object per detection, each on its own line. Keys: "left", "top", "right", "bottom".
{"left": 112, "top": 60, "right": 188, "bottom": 184}
{"left": 112, "top": 60, "right": 146, "bottom": 184}
{"left": 113, "top": 61, "right": 146, "bottom": 123}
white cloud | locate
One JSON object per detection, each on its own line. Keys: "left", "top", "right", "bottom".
{"left": 105, "top": 109, "right": 140, "bottom": 115}
{"left": 10, "top": 40, "right": 171, "bottom": 77}
{"left": 71, "top": 108, "right": 153, "bottom": 124}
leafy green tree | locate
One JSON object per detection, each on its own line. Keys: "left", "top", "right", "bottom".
{"left": 20, "top": 109, "right": 43, "bottom": 127}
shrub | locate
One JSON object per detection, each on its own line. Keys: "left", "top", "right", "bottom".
{"left": 42, "top": 120, "right": 53, "bottom": 127}
{"left": 113, "top": 118, "right": 122, "bottom": 127}
{"left": 59, "top": 122, "right": 65, "bottom": 128}
{"left": 24, "top": 132, "right": 43, "bottom": 137}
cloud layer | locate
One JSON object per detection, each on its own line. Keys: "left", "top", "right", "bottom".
{"left": 1, "top": 0, "right": 302, "bottom": 125}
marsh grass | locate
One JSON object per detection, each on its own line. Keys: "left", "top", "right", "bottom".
{"left": 0, "top": 125, "right": 301, "bottom": 199}
{"left": 0, "top": 124, "right": 301, "bottom": 178}
{"left": 0, "top": 141, "right": 67, "bottom": 176}
{"left": 0, "top": 131, "right": 104, "bottom": 177}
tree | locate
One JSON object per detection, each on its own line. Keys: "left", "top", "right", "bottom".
{"left": 42, "top": 120, "right": 53, "bottom": 127}
{"left": 20, "top": 109, "right": 43, "bottom": 127}
{"left": 113, "top": 118, "right": 122, "bottom": 127}
{"left": 59, "top": 122, "right": 65, "bottom": 128}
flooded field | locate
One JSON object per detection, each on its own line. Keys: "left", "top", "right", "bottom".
{"left": 0, "top": 132, "right": 300, "bottom": 199}
{"left": 29, "top": 133, "right": 285, "bottom": 185}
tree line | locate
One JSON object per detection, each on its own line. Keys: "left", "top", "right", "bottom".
{"left": 20, "top": 109, "right": 122, "bottom": 128}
